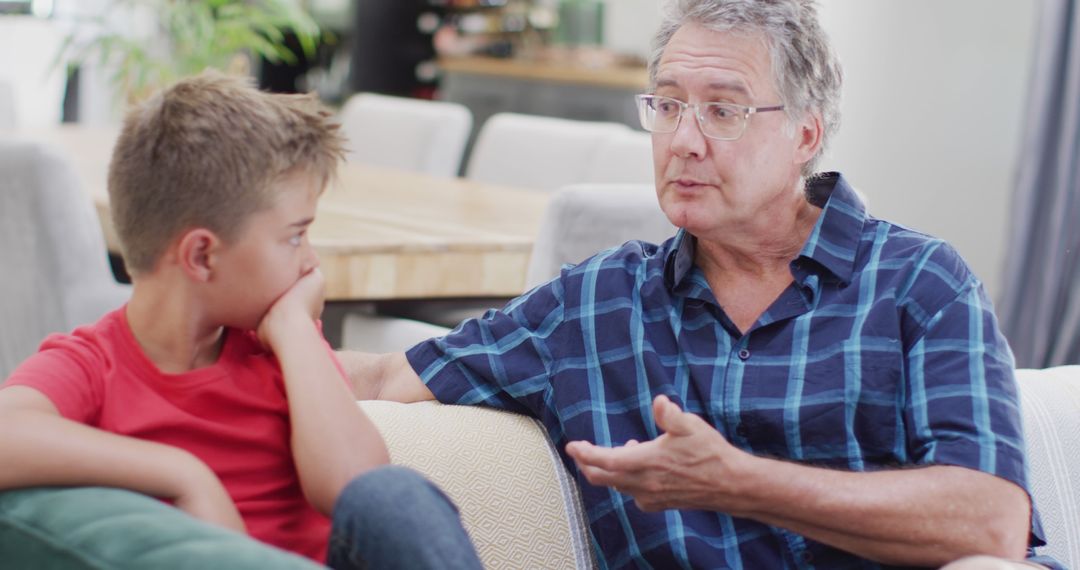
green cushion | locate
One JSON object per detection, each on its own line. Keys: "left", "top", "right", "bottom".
{"left": 0, "top": 487, "right": 324, "bottom": 569}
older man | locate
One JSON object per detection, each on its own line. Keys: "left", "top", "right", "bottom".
{"left": 343, "top": 0, "right": 1057, "bottom": 567}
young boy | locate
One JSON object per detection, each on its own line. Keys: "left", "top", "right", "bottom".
{"left": 0, "top": 73, "right": 481, "bottom": 569}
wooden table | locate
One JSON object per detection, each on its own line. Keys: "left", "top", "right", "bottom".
{"left": 13, "top": 126, "right": 549, "bottom": 301}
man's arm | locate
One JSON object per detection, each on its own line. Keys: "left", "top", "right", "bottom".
{"left": 0, "top": 386, "right": 244, "bottom": 531}
{"left": 566, "top": 395, "right": 1030, "bottom": 567}
{"left": 335, "top": 350, "right": 434, "bottom": 403}
{"left": 258, "top": 269, "right": 391, "bottom": 516}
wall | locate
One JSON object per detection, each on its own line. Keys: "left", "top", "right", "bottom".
{"left": 603, "top": 0, "right": 1039, "bottom": 301}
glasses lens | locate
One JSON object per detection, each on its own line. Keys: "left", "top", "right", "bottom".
{"left": 638, "top": 96, "right": 681, "bottom": 133}
{"left": 699, "top": 103, "right": 745, "bottom": 140}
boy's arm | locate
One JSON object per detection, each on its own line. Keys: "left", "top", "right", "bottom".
{"left": 0, "top": 386, "right": 244, "bottom": 532}
{"left": 258, "top": 269, "right": 390, "bottom": 517}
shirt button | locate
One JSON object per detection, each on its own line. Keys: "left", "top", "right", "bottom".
{"left": 800, "top": 550, "right": 814, "bottom": 563}
{"left": 737, "top": 348, "right": 751, "bottom": 360}
{"left": 735, "top": 423, "right": 748, "bottom": 438}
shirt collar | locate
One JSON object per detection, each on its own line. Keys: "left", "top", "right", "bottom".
{"left": 797, "top": 172, "right": 866, "bottom": 285}
{"left": 663, "top": 172, "right": 867, "bottom": 289}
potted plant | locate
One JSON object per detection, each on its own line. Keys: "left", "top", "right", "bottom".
{"left": 59, "top": 0, "right": 322, "bottom": 101}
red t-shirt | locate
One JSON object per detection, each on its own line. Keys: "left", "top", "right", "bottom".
{"left": 4, "top": 307, "right": 334, "bottom": 562}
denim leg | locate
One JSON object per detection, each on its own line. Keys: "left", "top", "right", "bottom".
{"left": 326, "top": 465, "right": 483, "bottom": 570}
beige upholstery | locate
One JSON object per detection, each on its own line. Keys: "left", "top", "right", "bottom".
{"left": 358, "top": 400, "right": 595, "bottom": 569}
{"left": 1017, "top": 366, "right": 1080, "bottom": 565}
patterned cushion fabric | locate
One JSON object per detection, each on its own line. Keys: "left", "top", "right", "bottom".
{"left": 359, "top": 400, "right": 596, "bottom": 569}
{"left": 1017, "top": 366, "right": 1080, "bottom": 567}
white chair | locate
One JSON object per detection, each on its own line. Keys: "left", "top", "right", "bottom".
{"left": 338, "top": 93, "right": 473, "bottom": 178}
{"left": 0, "top": 140, "right": 131, "bottom": 378}
{"left": 582, "top": 129, "right": 655, "bottom": 185}
{"left": 465, "top": 113, "right": 631, "bottom": 191}
{"left": 342, "top": 183, "right": 675, "bottom": 343}
{"left": 0, "top": 80, "right": 14, "bottom": 129}
{"left": 523, "top": 183, "right": 673, "bottom": 289}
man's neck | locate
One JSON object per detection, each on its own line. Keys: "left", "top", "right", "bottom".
{"left": 125, "top": 276, "right": 225, "bottom": 374}
{"left": 695, "top": 190, "right": 822, "bottom": 280}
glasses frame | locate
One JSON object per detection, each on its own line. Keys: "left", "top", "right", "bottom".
{"left": 635, "top": 94, "right": 786, "bottom": 141}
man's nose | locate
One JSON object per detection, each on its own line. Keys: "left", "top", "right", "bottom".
{"left": 669, "top": 109, "right": 707, "bottom": 159}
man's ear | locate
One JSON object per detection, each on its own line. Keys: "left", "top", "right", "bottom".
{"left": 793, "top": 111, "right": 824, "bottom": 167}
{"left": 176, "top": 228, "right": 222, "bottom": 282}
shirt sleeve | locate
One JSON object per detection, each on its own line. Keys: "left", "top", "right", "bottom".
{"left": 2, "top": 332, "right": 106, "bottom": 424}
{"left": 903, "top": 279, "right": 1026, "bottom": 488}
{"left": 406, "top": 277, "right": 568, "bottom": 417}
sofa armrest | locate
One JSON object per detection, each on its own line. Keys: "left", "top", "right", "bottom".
{"left": 359, "top": 400, "right": 595, "bottom": 570}
{"left": 1016, "top": 366, "right": 1080, "bottom": 567}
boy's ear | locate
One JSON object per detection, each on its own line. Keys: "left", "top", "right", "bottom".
{"left": 176, "top": 228, "right": 222, "bottom": 282}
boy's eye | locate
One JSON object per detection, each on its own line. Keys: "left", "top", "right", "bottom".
{"left": 289, "top": 233, "right": 304, "bottom": 246}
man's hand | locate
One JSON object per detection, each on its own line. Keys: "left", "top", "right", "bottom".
{"left": 257, "top": 268, "right": 326, "bottom": 352}
{"left": 565, "top": 394, "right": 753, "bottom": 513}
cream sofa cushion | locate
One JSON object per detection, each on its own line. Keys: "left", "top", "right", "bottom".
{"left": 1017, "top": 366, "right": 1080, "bottom": 566}
{"left": 358, "top": 400, "right": 595, "bottom": 570}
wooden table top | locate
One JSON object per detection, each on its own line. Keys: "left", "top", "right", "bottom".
{"left": 11, "top": 126, "right": 550, "bottom": 301}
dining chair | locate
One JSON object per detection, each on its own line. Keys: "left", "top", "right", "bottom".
{"left": 338, "top": 92, "right": 473, "bottom": 179}
{"left": 464, "top": 113, "right": 631, "bottom": 191}
{"left": 0, "top": 139, "right": 131, "bottom": 378}
{"left": 0, "top": 80, "right": 15, "bottom": 129}
{"left": 582, "top": 129, "right": 655, "bottom": 185}
{"left": 340, "top": 183, "right": 676, "bottom": 349}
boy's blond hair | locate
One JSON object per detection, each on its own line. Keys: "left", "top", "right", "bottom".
{"left": 107, "top": 71, "right": 345, "bottom": 274}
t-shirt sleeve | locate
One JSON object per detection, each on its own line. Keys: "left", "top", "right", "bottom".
{"left": 406, "top": 278, "right": 568, "bottom": 417}
{"left": 2, "top": 333, "right": 106, "bottom": 424}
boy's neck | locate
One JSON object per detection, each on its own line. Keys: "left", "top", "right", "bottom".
{"left": 125, "top": 277, "right": 226, "bottom": 374}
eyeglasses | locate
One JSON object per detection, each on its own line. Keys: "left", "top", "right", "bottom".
{"left": 635, "top": 94, "right": 785, "bottom": 141}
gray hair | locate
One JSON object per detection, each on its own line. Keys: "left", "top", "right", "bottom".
{"left": 649, "top": 0, "right": 843, "bottom": 174}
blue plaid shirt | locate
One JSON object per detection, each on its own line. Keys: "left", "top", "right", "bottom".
{"left": 407, "top": 173, "right": 1048, "bottom": 569}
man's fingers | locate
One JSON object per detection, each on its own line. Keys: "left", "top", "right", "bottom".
{"left": 567, "top": 439, "right": 662, "bottom": 477}
{"left": 653, "top": 394, "right": 697, "bottom": 437}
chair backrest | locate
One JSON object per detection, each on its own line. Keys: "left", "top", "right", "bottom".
{"left": 582, "top": 129, "right": 655, "bottom": 184}
{"left": 1016, "top": 366, "right": 1080, "bottom": 567}
{"left": 338, "top": 93, "right": 473, "bottom": 178}
{"left": 525, "top": 183, "right": 675, "bottom": 289}
{"left": 465, "top": 113, "right": 630, "bottom": 191}
{"left": 0, "top": 140, "right": 130, "bottom": 379}
{"left": 0, "top": 80, "right": 14, "bottom": 129}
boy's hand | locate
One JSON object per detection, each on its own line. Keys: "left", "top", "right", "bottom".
{"left": 173, "top": 474, "right": 247, "bottom": 534}
{"left": 257, "top": 268, "right": 326, "bottom": 352}
{"left": 167, "top": 448, "right": 247, "bottom": 534}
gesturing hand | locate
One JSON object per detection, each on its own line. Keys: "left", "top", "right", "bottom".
{"left": 564, "top": 395, "right": 755, "bottom": 514}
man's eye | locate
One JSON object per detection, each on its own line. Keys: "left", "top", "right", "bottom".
{"left": 709, "top": 105, "right": 735, "bottom": 119}
{"left": 289, "top": 233, "right": 304, "bottom": 246}
{"left": 656, "top": 101, "right": 679, "bottom": 114}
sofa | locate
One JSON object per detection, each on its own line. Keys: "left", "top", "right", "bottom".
{"left": 1, "top": 367, "right": 1077, "bottom": 569}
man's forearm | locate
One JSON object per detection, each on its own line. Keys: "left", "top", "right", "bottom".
{"left": 336, "top": 350, "right": 435, "bottom": 403}
{"left": 735, "top": 458, "right": 1030, "bottom": 565}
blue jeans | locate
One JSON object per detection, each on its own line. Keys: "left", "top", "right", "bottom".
{"left": 326, "top": 466, "right": 483, "bottom": 570}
